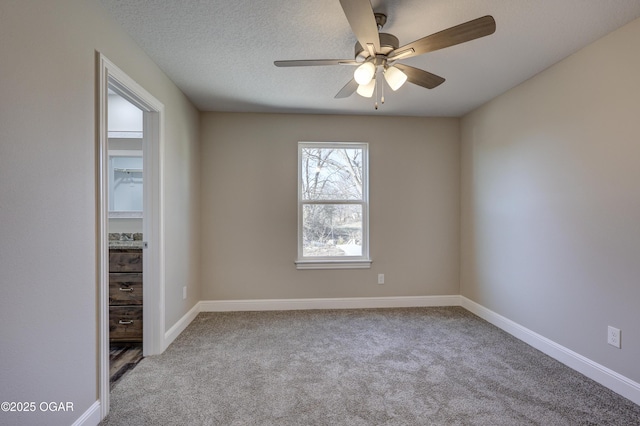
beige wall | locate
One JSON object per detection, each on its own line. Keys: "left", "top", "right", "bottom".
{"left": 200, "top": 113, "right": 460, "bottom": 300}
{"left": 0, "top": 1, "right": 200, "bottom": 424}
{"left": 3, "top": 0, "right": 637, "bottom": 422}
{"left": 461, "top": 18, "right": 640, "bottom": 382}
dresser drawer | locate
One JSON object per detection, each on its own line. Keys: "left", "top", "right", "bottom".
{"left": 109, "top": 273, "right": 143, "bottom": 305}
{"left": 109, "top": 250, "right": 142, "bottom": 272}
{"left": 109, "top": 306, "right": 143, "bottom": 342}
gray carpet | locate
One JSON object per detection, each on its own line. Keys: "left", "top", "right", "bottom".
{"left": 102, "top": 307, "right": 640, "bottom": 425}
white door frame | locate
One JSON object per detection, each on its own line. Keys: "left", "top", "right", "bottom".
{"left": 97, "top": 53, "right": 165, "bottom": 420}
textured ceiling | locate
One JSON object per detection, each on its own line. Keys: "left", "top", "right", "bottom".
{"left": 99, "top": 0, "right": 640, "bottom": 117}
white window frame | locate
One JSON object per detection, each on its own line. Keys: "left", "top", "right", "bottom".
{"left": 296, "top": 142, "right": 371, "bottom": 270}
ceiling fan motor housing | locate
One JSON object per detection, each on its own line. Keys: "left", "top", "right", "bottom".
{"left": 354, "top": 33, "right": 399, "bottom": 62}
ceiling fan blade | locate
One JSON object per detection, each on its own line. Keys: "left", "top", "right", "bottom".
{"left": 274, "top": 59, "right": 359, "bottom": 67}
{"left": 393, "top": 64, "right": 445, "bottom": 89}
{"left": 389, "top": 15, "right": 496, "bottom": 61}
{"left": 335, "top": 79, "right": 358, "bottom": 98}
{"left": 339, "top": 0, "right": 381, "bottom": 54}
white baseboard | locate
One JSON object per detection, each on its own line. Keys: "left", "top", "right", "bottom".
{"left": 163, "top": 302, "right": 201, "bottom": 351}
{"left": 460, "top": 296, "right": 640, "bottom": 406}
{"left": 199, "top": 295, "right": 461, "bottom": 312}
{"left": 72, "top": 400, "right": 101, "bottom": 426}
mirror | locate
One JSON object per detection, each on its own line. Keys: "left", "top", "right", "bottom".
{"left": 109, "top": 151, "right": 143, "bottom": 218}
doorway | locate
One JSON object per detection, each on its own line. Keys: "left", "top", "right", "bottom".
{"left": 97, "top": 53, "right": 165, "bottom": 419}
{"left": 107, "top": 89, "right": 144, "bottom": 387}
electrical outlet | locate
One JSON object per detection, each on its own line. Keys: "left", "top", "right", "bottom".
{"left": 378, "top": 274, "right": 384, "bottom": 285}
{"left": 182, "top": 286, "right": 187, "bottom": 300}
{"left": 607, "top": 326, "right": 621, "bottom": 348}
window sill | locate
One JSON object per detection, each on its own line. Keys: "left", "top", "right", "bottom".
{"left": 295, "top": 259, "right": 372, "bottom": 270}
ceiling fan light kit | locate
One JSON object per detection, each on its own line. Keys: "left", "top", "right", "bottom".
{"left": 274, "top": 0, "right": 496, "bottom": 109}
{"left": 383, "top": 65, "right": 407, "bottom": 91}
{"left": 356, "top": 77, "right": 376, "bottom": 97}
{"left": 354, "top": 61, "right": 376, "bottom": 85}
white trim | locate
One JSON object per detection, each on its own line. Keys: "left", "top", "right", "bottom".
{"left": 295, "top": 259, "right": 372, "bottom": 270}
{"left": 108, "top": 211, "right": 144, "bottom": 219}
{"left": 140, "top": 92, "right": 166, "bottom": 358}
{"left": 200, "top": 295, "right": 461, "bottom": 312}
{"left": 97, "top": 52, "right": 111, "bottom": 422}
{"left": 460, "top": 297, "right": 640, "bottom": 406}
{"left": 108, "top": 130, "right": 143, "bottom": 139}
{"left": 108, "top": 149, "right": 142, "bottom": 157}
{"left": 97, "top": 52, "right": 165, "bottom": 422}
{"left": 163, "top": 302, "right": 201, "bottom": 351}
{"left": 71, "top": 401, "right": 101, "bottom": 426}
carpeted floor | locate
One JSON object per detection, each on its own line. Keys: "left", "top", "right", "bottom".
{"left": 103, "top": 307, "right": 640, "bottom": 425}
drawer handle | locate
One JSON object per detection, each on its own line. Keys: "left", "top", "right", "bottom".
{"left": 119, "top": 287, "right": 134, "bottom": 292}
{"left": 118, "top": 320, "right": 134, "bottom": 325}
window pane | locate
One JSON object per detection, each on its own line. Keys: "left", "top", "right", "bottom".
{"left": 302, "top": 204, "right": 362, "bottom": 257}
{"left": 301, "top": 147, "right": 363, "bottom": 201}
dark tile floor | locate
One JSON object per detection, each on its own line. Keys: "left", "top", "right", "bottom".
{"left": 110, "top": 343, "right": 143, "bottom": 389}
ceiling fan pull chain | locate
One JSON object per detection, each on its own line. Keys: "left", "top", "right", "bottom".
{"left": 374, "top": 68, "right": 379, "bottom": 109}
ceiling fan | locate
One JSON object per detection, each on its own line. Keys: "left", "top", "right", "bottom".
{"left": 274, "top": 0, "right": 496, "bottom": 108}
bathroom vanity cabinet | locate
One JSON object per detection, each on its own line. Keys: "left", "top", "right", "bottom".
{"left": 109, "top": 249, "right": 142, "bottom": 342}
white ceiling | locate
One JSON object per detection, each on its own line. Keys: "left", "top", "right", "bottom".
{"left": 99, "top": 0, "right": 640, "bottom": 117}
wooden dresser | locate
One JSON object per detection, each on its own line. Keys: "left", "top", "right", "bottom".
{"left": 109, "top": 249, "right": 143, "bottom": 342}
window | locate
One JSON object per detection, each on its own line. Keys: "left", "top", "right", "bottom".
{"left": 296, "top": 142, "right": 371, "bottom": 269}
